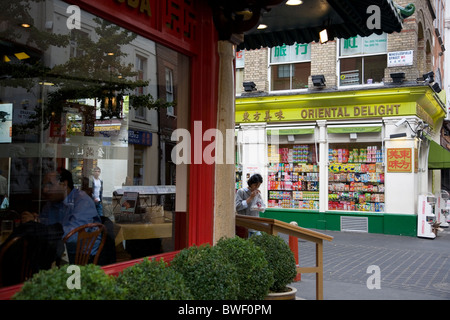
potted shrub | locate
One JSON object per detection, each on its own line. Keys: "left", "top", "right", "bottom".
{"left": 171, "top": 244, "right": 239, "bottom": 300}
{"left": 12, "top": 264, "right": 124, "bottom": 300}
{"left": 215, "top": 236, "right": 274, "bottom": 300}
{"left": 116, "top": 258, "right": 193, "bottom": 300}
{"left": 249, "top": 232, "right": 298, "bottom": 300}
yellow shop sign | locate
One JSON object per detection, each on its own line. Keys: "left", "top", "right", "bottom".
{"left": 236, "top": 104, "right": 409, "bottom": 123}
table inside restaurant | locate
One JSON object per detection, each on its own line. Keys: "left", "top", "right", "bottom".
{"left": 114, "top": 221, "right": 172, "bottom": 246}
{"left": 110, "top": 185, "right": 175, "bottom": 247}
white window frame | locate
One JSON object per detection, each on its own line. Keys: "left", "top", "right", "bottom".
{"left": 165, "top": 67, "right": 175, "bottom": 117}
{"left": 337, "top": 34, "right": 388, "bottom": 89}
{"left": 268, "top": 44, "right": 311, "bottom": 93}
{"left": 135, "top": 55, "right": 147, "bottom": 120}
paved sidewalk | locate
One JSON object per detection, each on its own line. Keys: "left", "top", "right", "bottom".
{"left": 283, "top": 228, "right": 450, "bottom": 300}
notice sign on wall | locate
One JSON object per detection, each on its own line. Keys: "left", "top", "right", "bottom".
{"left": 388, "top": 50, "right": 413, "bottom": 67}
{"left": 387, "top": 148, "right": 412, "bottom": 172}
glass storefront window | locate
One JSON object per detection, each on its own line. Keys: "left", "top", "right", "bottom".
{"left": 267, "top": 140, "right": 319, "bottom": 210}
{"left": 328, "top": 143, "right": 385, "bottom": 212}
{"left": 0, "top": 1, "right": 188, "bottom": 265}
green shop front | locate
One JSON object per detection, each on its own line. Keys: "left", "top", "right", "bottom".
{"left": 235, "top": 85, "right": 447, "bottom": 236}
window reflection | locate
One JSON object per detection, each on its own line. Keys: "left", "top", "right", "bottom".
{"left": 0, "top": 0, "right": 185, "bottom": 264}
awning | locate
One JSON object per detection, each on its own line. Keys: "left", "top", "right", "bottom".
{"left": 267, "top": 127, "right": 315, "bottom": 135}
{"left": 237, "top": 0, "right": 407, "bottom": 50}
{"left": 327, "top": 125, "right": 382, "bottom": 134}
{"left": 428, "top": 139, "right": 450, "bottom": 169}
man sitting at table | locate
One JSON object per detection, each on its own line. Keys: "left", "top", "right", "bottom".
{"left": 40, "top": 168, "right": 102, "bottom": 264}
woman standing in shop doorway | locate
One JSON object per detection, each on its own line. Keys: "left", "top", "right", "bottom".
{"left": 91, "top": 166, "right": 103, "bottom": 216}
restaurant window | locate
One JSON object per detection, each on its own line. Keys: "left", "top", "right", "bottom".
{"left": 339, "top": 34, "right": 387, "bottom": 86}
{"left": 0, "top": 0, "right": 190, "bottom": 270}
{"left": 269, "top": 43, "right": 311, "bottom": 91}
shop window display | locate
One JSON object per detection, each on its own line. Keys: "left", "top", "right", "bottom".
{"left": 328, "top": 143, "right": 385, "bottom": 212}
{"left": 268, "top": 144, "right": 319, "bottom": 210}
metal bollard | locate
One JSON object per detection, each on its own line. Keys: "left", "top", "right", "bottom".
{"left": 289, "top": 221, "right": 301, "bottom": 282}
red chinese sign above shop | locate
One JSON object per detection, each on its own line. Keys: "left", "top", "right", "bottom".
{"left": 387, "top": 148, "right": 412, "bottom": 172}
{"left": 69, "top": 0, "right": 199, "bottom": 53}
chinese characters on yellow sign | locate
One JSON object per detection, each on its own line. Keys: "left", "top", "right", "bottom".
{"left": 237, "top": 104, "right": 403, "bottom": 123}
{"left": 241, "top": 110, "right": 286, "bottom": 122}
{"left": 387, "top": 148, "right": 412, "bottom": 172}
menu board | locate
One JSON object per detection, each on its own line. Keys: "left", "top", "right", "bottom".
{"left": 120, "top": 192, "right": 139, "bottom": 213}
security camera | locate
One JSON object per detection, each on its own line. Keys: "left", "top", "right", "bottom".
{"left": 395, "top": 118, "right": 407, "bottom": 127}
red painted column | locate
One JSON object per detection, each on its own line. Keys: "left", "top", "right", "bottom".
{"left": 187, "top": 2, "right": 219, "bottom": 247}
{"left": 289, "top": 222, "right": 301, "bottom": 282}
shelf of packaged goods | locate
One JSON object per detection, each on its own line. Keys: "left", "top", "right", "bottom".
{"left": 268, "top": 190, "right": 319, "bottom": 199}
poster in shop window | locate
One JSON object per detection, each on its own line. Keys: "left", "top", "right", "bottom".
{"left": 387, "top": 148, "right": 412, "bottom": 172}
{"left": 0, "top": 104, "right": 12, "bottom": 143}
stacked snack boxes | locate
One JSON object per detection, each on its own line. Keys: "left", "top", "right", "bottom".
{"left": 328, "top": 145, "right": 384, "bottom": 213}
{"left": 267, "top": 144, "right": 319, "bottom": 210}
{"left": 268, "top": 145, "right": 279, "bottom": 163}
{"left": 329, "top": 146, "right": 383, "bottom": 163}
{"left": 293, "top": 145, "right": 309, "bottom": 162}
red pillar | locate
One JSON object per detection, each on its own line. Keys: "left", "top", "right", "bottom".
{"left": 289, "top": 222, "right": 301, "bottom": 282}
{"left": 187, "top": 2, "right": 219, "bottom": 247}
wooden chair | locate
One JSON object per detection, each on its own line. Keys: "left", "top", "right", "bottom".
{"left": 63, "top": 223, "right": 107, "bottom": 266}
{"left": 0, "top": 237, "right": 33, "bottom": 287}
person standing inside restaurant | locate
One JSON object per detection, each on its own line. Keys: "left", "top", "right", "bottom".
{"left": 90, "top": 166, "right": 103, "bottom": 217}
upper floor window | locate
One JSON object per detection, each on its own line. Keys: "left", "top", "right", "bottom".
{"left": 165, "top": 67, "right": 175, "bottom": 116}
{"left": 135, "top": 55, "right": 147, "bottom": 119}
{"left": 269, "top": 43, "right": 311, "bottom": 91}
{"left": 339, "top": 33, "right": 387, "bottom": 86}
{"left": 69, "top": 29, "right": 88, "bottom": 58}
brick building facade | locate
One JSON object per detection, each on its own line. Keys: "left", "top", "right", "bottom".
{"left": 235, "top": 0, "right": 449, "bottom": 237}
{"left": 238, "top": 0, "right": 443, "bottom": 94}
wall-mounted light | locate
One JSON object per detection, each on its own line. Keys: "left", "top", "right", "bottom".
{"left": 243, "top": 81, "right": 257, "bottom": 92}
{"left": 390, "top": 72, "right": 405, "bottom": 84}
{"left": 422, "top": 71, "right": 434, "bottom": 83}
{"left": 311, "top": 75, "right": 326, "bottom": 87}
{"left": 257, "top": 24, "right": 267, "bottom": 30}
{"left": 432, "top": 82, "right": 442, "bottom": 93}
{"left": 319, "top": 29, "right": 328, "bottom": 44}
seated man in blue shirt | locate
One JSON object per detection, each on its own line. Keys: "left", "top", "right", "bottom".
{"left": 40, "top": 168, "right": 102, "bottom": 264}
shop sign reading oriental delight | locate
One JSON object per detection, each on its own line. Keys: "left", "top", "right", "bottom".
{"left": 237, "top": 104, "right": 402, "bottom": 123}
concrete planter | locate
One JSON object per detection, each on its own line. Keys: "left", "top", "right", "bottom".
{"left": 265, "top": 285, "right": 297, "bottom": 300}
